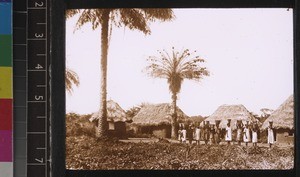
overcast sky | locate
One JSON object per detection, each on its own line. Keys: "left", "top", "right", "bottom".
{"left": 66, "top": 8, "right": 293, "bottom": 116}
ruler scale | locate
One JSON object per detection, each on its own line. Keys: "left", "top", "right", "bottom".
{"left": 13, "top": 0, "right": 50, "bottom": 176}
{"left": 1, "top": 0, "right": 13, "bottom": 177}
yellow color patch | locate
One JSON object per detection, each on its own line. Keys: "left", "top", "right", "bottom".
{"left": 0, "top": 67, "right": 12, "bottom": 98}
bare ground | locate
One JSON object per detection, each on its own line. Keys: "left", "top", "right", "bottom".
{"left": 66, "top": 135, "right": 294, "bottom": 170}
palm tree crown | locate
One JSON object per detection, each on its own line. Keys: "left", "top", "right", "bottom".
{"left": 67, "top": 9, "right": 174, "bottom": 35}
{"left": 146, "top": 47, "right": 209, "bottom": 94}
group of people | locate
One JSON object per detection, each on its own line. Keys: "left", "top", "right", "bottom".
{"left": 177, "top": 119, "right": 276, "bottom": 148}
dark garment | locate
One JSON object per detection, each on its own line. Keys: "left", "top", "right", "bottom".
{"left": 203, "top": 125, "right": 210, "bottom": 141}
{"left": 187, "top": 128, "right": 194, "bottom": 144}
{"left": 215, "top": 127, "right": 221, "bottom": 144}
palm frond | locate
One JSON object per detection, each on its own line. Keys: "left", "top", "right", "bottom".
{"left": 119, "top": 9, "right": 150, "bottom": 34}
{"left": 66, "top": 68, "right": 80, "bottom": 94}
{"left": 66, "top": 9, "right": 81, "bottom": 19}
{"left": 142, "top": 8, "right": 175, "bottom": 22}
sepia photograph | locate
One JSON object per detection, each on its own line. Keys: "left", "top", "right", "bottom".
{"left": 65, "top": 8, "right": 294, "bottom": 170}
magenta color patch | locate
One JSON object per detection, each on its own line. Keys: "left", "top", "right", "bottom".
{"left": 0, "top": 130, "right": 12, "bottom": 162}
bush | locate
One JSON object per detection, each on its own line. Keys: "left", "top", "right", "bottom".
{"left": 66, "top": 113, "right": 95, "bottom": 137}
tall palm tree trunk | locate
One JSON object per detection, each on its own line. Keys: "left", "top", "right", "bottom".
{"left": 171, "top": 92, "right": 178, "bottom": 139}
{"left": 96, "top": 10, "right": 110, "bottom": 138}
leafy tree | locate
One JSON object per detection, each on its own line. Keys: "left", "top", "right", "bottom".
{"left": 146, "top": 47, "right": 209, "bottom": 139}
{"left": 66, "top": 9, "right": 175, "bottom": 138}
{"left": 66, "top": 68, "right": 80, "bottom": 94}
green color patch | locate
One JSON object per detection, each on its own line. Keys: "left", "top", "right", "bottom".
{"left": 0, "top": 67, "right": 12, "bottom": 98}
{"left": 0, "top": 35, "right": 12, "bottom": 67}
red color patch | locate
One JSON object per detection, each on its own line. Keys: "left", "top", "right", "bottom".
{"left": 0, "top": 99, "right": 12, "bottom": 130}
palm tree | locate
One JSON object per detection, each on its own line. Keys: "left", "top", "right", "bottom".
{"left": 66, "top": 9, "right": 175, "bottom": 138}
{"left": 65, "top": 68, "right": 80, "bottom": 94}
{"left": 146, "top": 47, "right": 209, "bottom": 139}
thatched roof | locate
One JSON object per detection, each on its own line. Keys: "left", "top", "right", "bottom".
{"left": 205, "top": 104, "right": 256, "bottom": 129}
{"left": 132, "top": 103, "right": 189, "bottom": 126}
{"left": 262, "top": 95, "right": 294, "bottom": 130}
{"left": 89, "top": 100, "right": 130, "bottom": 122}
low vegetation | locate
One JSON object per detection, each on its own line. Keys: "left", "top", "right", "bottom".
{"left": 66, "top": 114, "right": 294, "bottom": 170}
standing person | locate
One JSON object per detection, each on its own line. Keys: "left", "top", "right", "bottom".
{"left": 252, "top": 120, "right": 259, "bottom": 151}
{"left": 215, "top": 120, "right": 221, "bottom": 144}
{"left": 195, "top": 125, "right": 201, "bottom": 145}
{"left": 236, "top": 120, "right": 243, "bottom": 145}
{"left": 204, "top": 121, "right": 210, "bottom": 145}
{"left": 267, "top": 121, "right": 276, "bottom": 149}
{"left": 243, "top": 122, "right": 250, "bottom": 147}
{"left": 178, "top": 125, "right": 183, "bottom": 143}
{"left": 225, "top": 121, "right": 232, "bottom": 145}
{"left": 187, "top": 124, "right": 194, "bottom": 144}
{"left": 181, "top": 126, "right": 187, "bottom": 143}
{"left": 209, "top": 124, "right": 216, "bottom": 144}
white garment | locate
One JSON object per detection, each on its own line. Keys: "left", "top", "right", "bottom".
{"left": 195, "top": 128, "right": 200, "bottom": 140}
{"left": 225, "top": 126, "right": 232, "bottom": 141}
{"left": 252, "top": 132, "right": 258, "bottom": 143}
{"left": 178, "top": 130, "right": 182, "bottom": 141}
{"left": 181, "top": 129, "right": 187, "bottom": 142}
{"left": 243, "top": 128, "right": 250, "bottom": 142}
{"left": 268, "top": 127, "right": 274, "bottom": 144}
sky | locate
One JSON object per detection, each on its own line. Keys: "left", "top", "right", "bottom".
{"left": 66, "top": 8, "right": 293, "bottom": 117}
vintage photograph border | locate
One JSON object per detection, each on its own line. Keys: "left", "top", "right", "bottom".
{"left": 50, "top": 0, "right": 300, "bottom": 177}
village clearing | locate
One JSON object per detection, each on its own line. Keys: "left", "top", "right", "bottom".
{"left": 66, "top": 115, "right": 294, "bottom": 170}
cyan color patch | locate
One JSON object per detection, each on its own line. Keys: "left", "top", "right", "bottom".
{"left": 0, "top": 2, "right": 12, "bottom": 34}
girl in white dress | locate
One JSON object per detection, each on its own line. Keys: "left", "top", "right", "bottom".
{"left": 181, "top": 127, "right": 187, "bottom": 143}
{"left": 195, "top": 126, "right": 201, "bottom": 145}
{"left": 243, "top": 123, "right": 250, "bottom": 146}
{"left": 225, "top": 123, "right": 232, "bottom": 145}
{"left": 267, "top": 121, "right": 275, "bottom": 148}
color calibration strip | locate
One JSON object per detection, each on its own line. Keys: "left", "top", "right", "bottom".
{"left": 0, "top": 0, "right": 13, "bottom": 177}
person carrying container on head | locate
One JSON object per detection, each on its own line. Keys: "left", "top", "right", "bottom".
{"left": 267, "top": 120, "right": 276, "bottom": 149}
{"left": 236, "top": 119, "right": 244, "bottom": 145}
{"left": 195, "top": 125, "right": 201, "bottom": 145}
{"left": 252, "top": 120, "right": 260, "bottom": 151}
{"left": 215, "top": 120, "right": 221, "bottom": 144}
{"left": 243, "top": 121, "right": 251, "bottom": 147}
{"left": 225, "top": 119, "right": 232, "bottom": 145}
{"left": 204, "top": 121, "right": 210, "bottom": 145}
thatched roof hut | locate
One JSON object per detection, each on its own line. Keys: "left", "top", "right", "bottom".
{"left": 205, "top": 104, "right": 256, "bottom": 129}
{"left": 262, "top": 95, "right": 294, "bottom": 130}
{"left": 132, "top": 103, "right": 189, "bottom": 126}
{"left": 89, "top": 100, "right": 130, "bottom": 123}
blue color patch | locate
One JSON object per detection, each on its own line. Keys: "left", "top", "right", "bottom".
{"left": 0, "top": 2, "right": 12, "bottom": 34}
{"left": 0, "top": 0, "right": 11, "bottom": 2}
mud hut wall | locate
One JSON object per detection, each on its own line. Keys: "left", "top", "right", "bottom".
{"left": 152, "top": 125, "right": 171, "bottom": 138}
{"left": 114, "top": 121, "right": 127, "bottom": 139}
{"left": 276, "top": 129, "right": 294, "bottom": 144}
